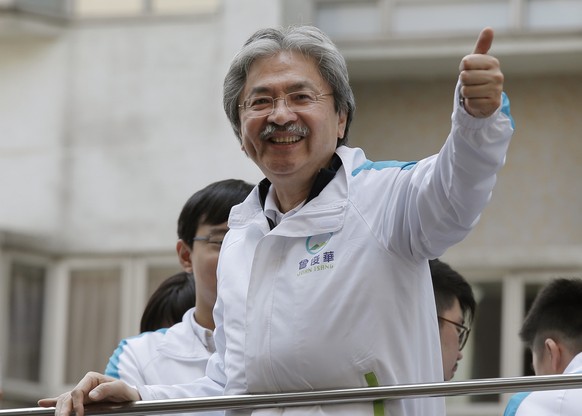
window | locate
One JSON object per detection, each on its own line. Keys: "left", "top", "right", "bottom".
{"left": 65, "top": 268, "right": 121, "bottom": 383}
{"left": 75, "top": 0, "right": 143, "bottom": 17}
{"left": 308, "top": 0, "right": 582, "bottom": 39}
{"left": 469, "top": 282, "right": 502, "bottom": 403}
{"left": 521, "top": 282, "right": 545, "bottom": 376}
{"left": 6, "top": 262, "right": 46, "bottom": 382}
{"left": 151, "top": 0, "right": 219, "bottom": 14}
{"left": 147, "top": 265, "right": 182, "bottom": 299}
{"left": 14, "top": 0, "right": 221, "bottom": 19}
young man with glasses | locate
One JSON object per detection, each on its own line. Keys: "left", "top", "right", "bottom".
{"left": 429, "top": 259, "right": 476, "bottom": 381}
{"left": 104, "top": 179, "right": 253, "bottom": 386}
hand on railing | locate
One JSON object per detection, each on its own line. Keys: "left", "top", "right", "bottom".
{"left": 37, "top": 372, "right": 141, "bottom": 416}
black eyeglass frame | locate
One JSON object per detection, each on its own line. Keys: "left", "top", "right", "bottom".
{"left": 438, "top": 316, "right": 471, "bottom": 351}
{"left": 192, "top": 235, "right": 224, "bottom": 247}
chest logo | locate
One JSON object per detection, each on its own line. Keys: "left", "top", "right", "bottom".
{"left": 306, "top": 232, "right": 333, "bottom": 254}
{"left": 298, "top": 233, "right": 335, "bottom": 276}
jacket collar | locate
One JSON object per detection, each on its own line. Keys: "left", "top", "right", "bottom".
{"left": 258, "top": 153, "right": 343, "bottom": 230}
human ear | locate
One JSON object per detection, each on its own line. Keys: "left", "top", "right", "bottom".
{"left": 544, "top": 338, "right": 563, "bottom": 374}
{"left": 337, "top": 110, "right": 347, "bottom": 139}
{"left": 176, "top": 240, "right": 193, "bottom": 273}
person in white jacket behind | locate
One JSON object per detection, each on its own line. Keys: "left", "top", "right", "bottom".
{"left": 40, "top": 25, "right": 514, "bottom": 416}
{"left": 503, "top": 278, "right": 582, "bottom": 416}
{"left": 103, "top": 179, "right": 253, "bottom": 386}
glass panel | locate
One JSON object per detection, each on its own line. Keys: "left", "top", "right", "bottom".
{"left": 6, "top": 262, "right": 46, "bottom": 382}
{"left": 65, "top": 268, "right": 121, "bottom": 383}
{"left": 316, "top": 1, "right": 381, "bottom": 38}
{"left": 522, "top": 283, "right": 545, "bottom": 376}
{"left": 14, "top": 0, "right": 68, "bottom": 16}
{"left": 75, "top": 0, "right": 143, "bottom": 17}
{"left": 394, "top": 3, "right": 511, "bottom": 35}
{"left": 470, "top": 281, "right": 502, "bottom": 403}
{"left": 146, "top": 265, "right": 182, "bottom": 299}
{"left": 527, "top": 0, "right": 582, "bottom": 30}
{"left": 152, "top": 0, "right": 219, "bottom": 14}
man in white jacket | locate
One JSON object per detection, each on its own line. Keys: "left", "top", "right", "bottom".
{"left": 503, "top": 278, "right": 582, "bottom": 416}
{"left": 40, "top": 25, "right": 514, "bottom": 416}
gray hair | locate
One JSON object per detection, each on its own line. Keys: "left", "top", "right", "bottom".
{"left": 223, "top": 25, "right": 355, "bottom": 146}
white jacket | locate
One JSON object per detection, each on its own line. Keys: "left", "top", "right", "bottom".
{"left": 504, "top": 353, "right": 582, "bottom": 416}
{"left": 105, "top": 308, "right": 215, "bottom": 386}
{"left": 139, "top": 88, "right": 514, "bottom": 416}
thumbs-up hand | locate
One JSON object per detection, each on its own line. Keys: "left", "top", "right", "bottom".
{"left": 458, "top": 27, "right": 503, "bottom": 118}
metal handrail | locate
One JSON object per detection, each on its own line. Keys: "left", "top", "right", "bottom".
{"left": 2, "top": 374, "right": 582, "bottom": 416}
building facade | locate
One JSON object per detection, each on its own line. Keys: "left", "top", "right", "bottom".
{"left": 1, "top": 0, "right": 581, "bottom": 414}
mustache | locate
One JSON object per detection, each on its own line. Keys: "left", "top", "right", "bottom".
{"left": 259, "top": 123, "right": 310, "bottom": 140}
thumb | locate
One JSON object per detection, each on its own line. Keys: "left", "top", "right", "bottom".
{"left": 473, "top": 27, "right": 494, "bottom": 54}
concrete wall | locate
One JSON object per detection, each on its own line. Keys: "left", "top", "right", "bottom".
{"left": 0, "top": 35, "right": 67, "bottom": 240}
{"left": 0, "top": 0, "right": 284, "bottom": 253}
{"left": 1, "top": 0, "right": 580, "bottom": 261}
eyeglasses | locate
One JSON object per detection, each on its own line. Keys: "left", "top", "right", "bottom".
{"left": 438, "top": 316, "right": 471, "bottom": 351}
{"left": 192, "top": 234, "right": 224, "bottom": 247}
{"left": 238, "top": 91, "right": 333, "bottom": 118}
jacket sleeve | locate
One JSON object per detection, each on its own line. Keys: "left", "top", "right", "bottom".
{"left": 137, "top": 301, "right": 228, "bottom": 402}
{"left": 387, "top": 81, "right": 514, "bottom": 260}
{"left": 137, "top": 373, "right": 225, "bottom": 400}
{"left": 104, "top": 337, "right": 146, "bottom": 387}
{"left": 136, "top": 338, "right": 226, "bottom": 415}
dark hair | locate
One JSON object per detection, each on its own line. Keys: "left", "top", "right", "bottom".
{"left": 177, "top": 179, "right": 254, "bottom": 247}
{"left": 223, "top": 25, "right": 355, "bottom": 146}
{"left": 520, "top": 278, "right": 582, "bottom": 352}
{"left": 429, "top": 259, "right": 476, "bottom": 324}
{"left": 140, "top": 271, "right": 196, "bottom": 332}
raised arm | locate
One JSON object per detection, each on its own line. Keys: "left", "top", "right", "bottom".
{"left": 383, "top": 27, "right": 514, "bottom": 260}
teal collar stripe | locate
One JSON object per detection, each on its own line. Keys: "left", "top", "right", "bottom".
{"left": 503, "top": 391, "right": 530, "bottom": 416}
{"left": 352, "top": 160, "right": 416, "bottom": 176}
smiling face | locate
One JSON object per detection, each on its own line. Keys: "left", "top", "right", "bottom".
{"left": 238, "top": 51, "right": 347, "bottom": 203}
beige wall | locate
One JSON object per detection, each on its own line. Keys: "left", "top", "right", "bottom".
{"left": 349, "top": 74, "right": 582, "bottom": 262}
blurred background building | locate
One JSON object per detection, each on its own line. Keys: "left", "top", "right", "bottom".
{"left": 0, "top": 0, "right": 581, "bottom": 414}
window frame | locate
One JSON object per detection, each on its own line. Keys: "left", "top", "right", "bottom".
{"left": 0, "top": 250, "right": 179, "bottom": 399}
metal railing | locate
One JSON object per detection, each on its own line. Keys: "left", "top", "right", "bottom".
{"left": 1, "top": 374, "right": 582, "bottom": 415}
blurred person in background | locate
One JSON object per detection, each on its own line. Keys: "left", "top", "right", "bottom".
{"left": 139, "top": 271, "right": 196, "bottom": 333}
{"left": 429, "top": 259, "right": 476, "bottom": 381}
{"left": 504, "top": 278, "right": 582, "bottom": 416}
